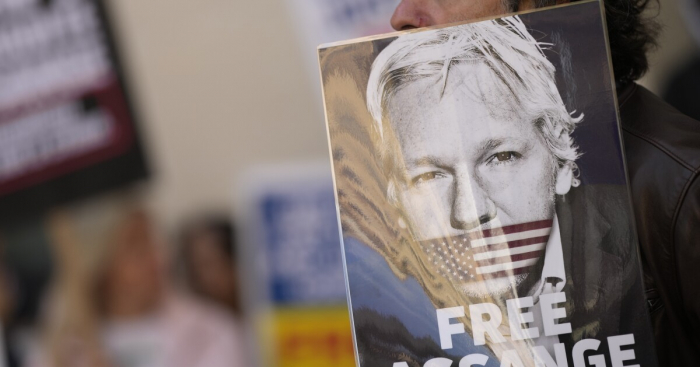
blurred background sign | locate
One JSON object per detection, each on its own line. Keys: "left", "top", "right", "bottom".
{"left": 260, "top": 175, "right": 345, "bottom": 304}
{"left": 285, "top": 0, "right": 399, "bottom": 84}
{"left": 237, "top": 162, "right": 354, "bottom": 367}
{"left": 272, "top": 307, "right": 355, "bottom": 367}
{"left": 0, "top": 0, "right": 148, "bottom": 222}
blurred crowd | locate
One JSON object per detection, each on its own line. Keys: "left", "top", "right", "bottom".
{"left": 0, "top": 203, "right": 247, "bottom": 367}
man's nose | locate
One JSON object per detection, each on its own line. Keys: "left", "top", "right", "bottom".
{"left": 450, "top": 173, "right": 496, "bottom": 230}
{"left": 390, "top": 0, "right": 429, "bottom": 30}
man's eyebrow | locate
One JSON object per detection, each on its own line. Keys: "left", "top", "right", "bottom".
{"left": 476, "top": 138, "right": 504, "bottom": 158}
{"left": 405, "top": 155, "right": 448, "bottom": 169}
{"left": 476, "top": 137, "right": 531, "bottom": 160}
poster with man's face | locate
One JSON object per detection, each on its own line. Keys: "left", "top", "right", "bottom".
{"left": 318, "top": 1, "right": 657, "bottom": 367}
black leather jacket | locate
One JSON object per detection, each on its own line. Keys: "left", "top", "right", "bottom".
{"left": 619, "top": 83, "right": 700, "bottom": 365}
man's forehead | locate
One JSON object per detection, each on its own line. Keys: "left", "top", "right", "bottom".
{"left": 385, "top": 62, "right": 523, "bottom": 125}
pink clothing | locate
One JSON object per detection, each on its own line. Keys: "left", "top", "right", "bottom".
{"left": 102, "top": 294, "right": 245, "bottom": 367}
{"left": 25, "top": 294, "right": 246, "bottom": 367}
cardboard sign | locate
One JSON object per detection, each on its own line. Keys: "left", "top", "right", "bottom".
{"left": 238, "top": 163, "right": 351, "bottom": 367}
{"left": 0, "top": 0, "right": 148, "bottom": 221}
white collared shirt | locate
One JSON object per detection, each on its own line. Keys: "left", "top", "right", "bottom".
{"left": 537, "top": 213, "right": 566, "bottom": 296}
{"left": 529, "top": 214, "right": 566, "bottom": 355}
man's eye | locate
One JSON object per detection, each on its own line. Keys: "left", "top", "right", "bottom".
{"left": 492, "top": 151, "right": 519, "bottom": 163}
{"left": 412, "top": 171, "right": 441, "bottom": 184}
{"left": 495, "top": 152, "right": 513, "bottom": 161}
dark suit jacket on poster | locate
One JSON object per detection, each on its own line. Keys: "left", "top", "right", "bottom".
{"left": 347, "top": 185, "right": 655, "bottom": 367}
{"left": 555, "top": 185, "right": 656, "bottom": 366}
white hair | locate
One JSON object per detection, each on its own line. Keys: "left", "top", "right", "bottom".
{"left": 366, "top": 16, "right": 582, "bottom": 172}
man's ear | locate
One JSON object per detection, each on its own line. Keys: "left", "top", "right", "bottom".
{"left": 555, "top": 163, "right": 573, "bottom": 196}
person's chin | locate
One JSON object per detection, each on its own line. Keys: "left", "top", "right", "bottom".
{"left": 458, "top": 274, "right": 529, "bottom": 299}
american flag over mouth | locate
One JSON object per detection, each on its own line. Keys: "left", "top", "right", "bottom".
{"left": 418, "top": 219, "right": 553, "bottom": 282}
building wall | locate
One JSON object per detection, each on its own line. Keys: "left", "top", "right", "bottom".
{"left": 106, "top": 0, "right": 330, "bottom": 228}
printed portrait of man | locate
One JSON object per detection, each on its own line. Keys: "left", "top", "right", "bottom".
{"left": 366, "top": 17, "right": 582, "bottom": 300}
{"left": 319, "top": 5, "right": 655, "bottom": 365}
{"left": 336, "top": 13, "right": 652, "bottom": 366}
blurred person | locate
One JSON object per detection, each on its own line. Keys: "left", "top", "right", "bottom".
{"left": 0, "top": 237, "right": 18, "bottom": 367}
{"left": 179, "top": 217, "right": 241, "bottom": 317}
{"left": 386, "top": 0, "right": 700, "bottom": 364}
{"left": 26, "top": 209, "right": 245, "bottom": 367}
{"left": 0, "top": 223, "right": 56, "bottom": 367}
